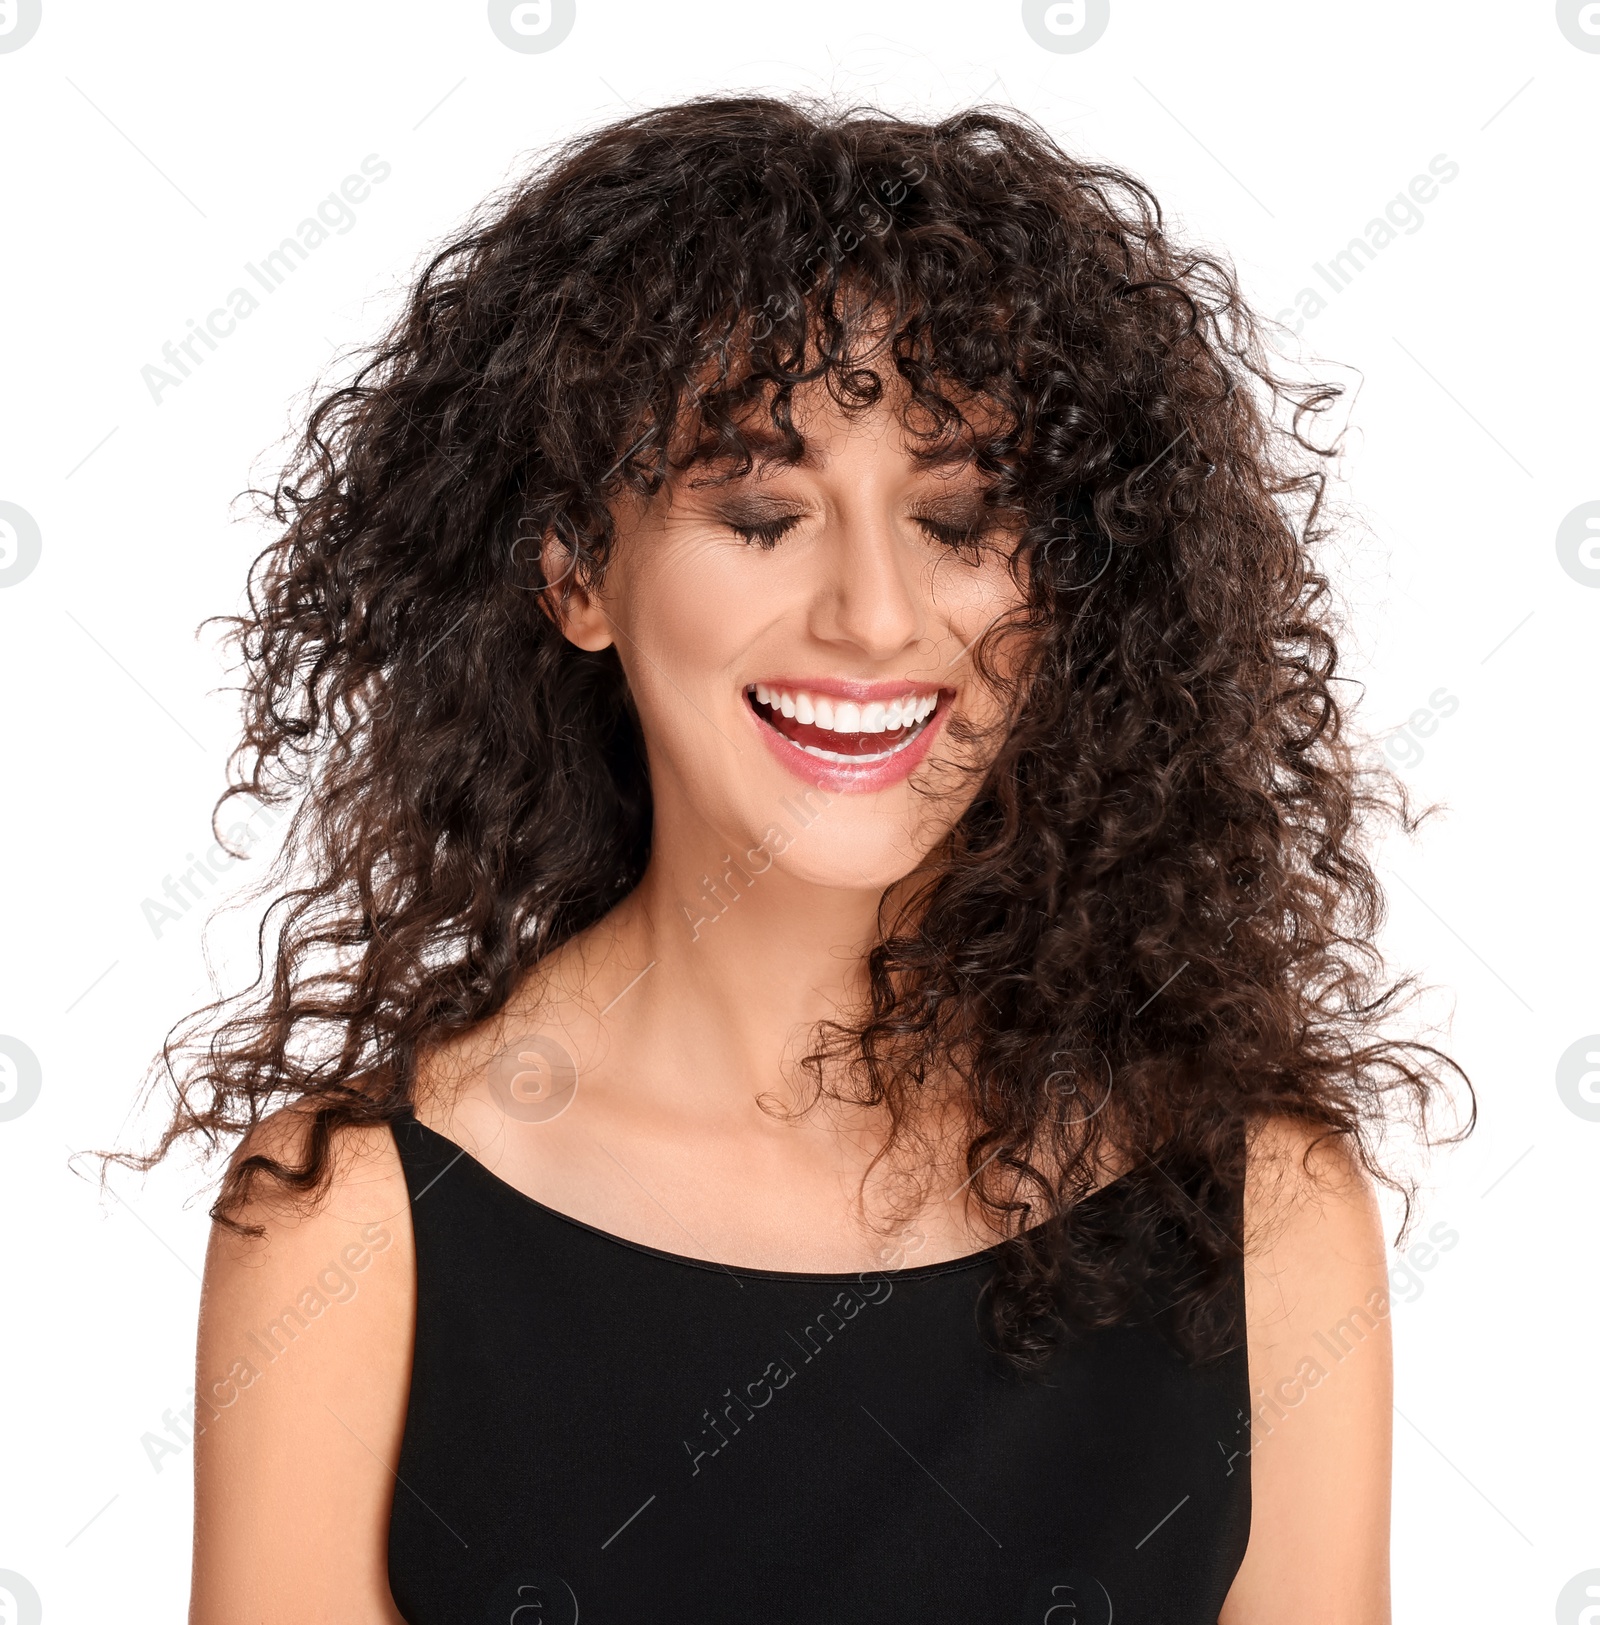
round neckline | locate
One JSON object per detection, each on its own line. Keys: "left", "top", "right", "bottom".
{"left": 396, "top": 1107, "right": 1137, "bottom": 1284}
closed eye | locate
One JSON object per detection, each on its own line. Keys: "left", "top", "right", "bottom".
{"left": 911, "top": 505, "right": 1017, "bottom": 560}
{"left": 725, "top": 505, "right": 1008, "bottom": 553}
{"left": 728, "top": 513, "right": 804, "bottom": 549}
{"left": 915, "top": 516, "right": 992, "bottom": 552}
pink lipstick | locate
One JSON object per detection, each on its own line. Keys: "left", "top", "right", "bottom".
{"left": 744, "top": 678, "right": 951, "bottom": 793}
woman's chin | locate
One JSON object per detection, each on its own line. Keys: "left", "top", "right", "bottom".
{"left": 747, "top": 814, "right": 941, "bottom": 896}
{"left": 696, "top": 760, "right": 971, "bottom": 898}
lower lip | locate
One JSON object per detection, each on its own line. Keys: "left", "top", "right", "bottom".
{"left": 745, "top": 692, "right": 950, "bottom": 793}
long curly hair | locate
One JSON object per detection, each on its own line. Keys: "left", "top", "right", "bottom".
{"left": 129, "top": 94, "right": 1467, "bottom": 1368}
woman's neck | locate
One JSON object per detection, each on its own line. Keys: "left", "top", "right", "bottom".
{"left": 571, "top": 847, "right": 889, "bottom": 1115}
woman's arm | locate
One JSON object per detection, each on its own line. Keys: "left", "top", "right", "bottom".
{"left": 1219, "top": 1116, "right": 1394, "bottom": 1625}
{"left": 188, "top": 1113, "right": 415, "bottom": 1624}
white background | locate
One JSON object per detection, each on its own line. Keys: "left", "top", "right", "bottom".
{"left": 0, "top": 2, "right": 1596, "bottom": 1620}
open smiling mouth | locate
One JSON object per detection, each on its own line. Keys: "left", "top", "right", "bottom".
{"left": 745, "top": 682, "right": 945, "bottom": 764}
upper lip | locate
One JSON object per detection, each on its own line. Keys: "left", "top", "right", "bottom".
{"left": 749, "top": 676, "right": 948, "bottom": 701}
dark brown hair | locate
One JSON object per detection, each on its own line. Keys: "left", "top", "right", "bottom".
{"left": 127, "top": 94, "right": 1467, "bottom": 1366}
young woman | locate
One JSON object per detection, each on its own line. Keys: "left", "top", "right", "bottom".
{"left": 152, "top": 96, "right": 1459, "bottom": 1623}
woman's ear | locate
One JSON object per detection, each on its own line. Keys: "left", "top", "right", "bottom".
{"left": 539, "top": 533, "right": 615, "bottom": 652}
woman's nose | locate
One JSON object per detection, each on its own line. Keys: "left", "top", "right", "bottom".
{"left": 808, "top": 504, "right": 925, "bottom": 661}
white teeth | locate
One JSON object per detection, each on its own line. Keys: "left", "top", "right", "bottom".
{"left": 747, "top": 684, "right": 941, "bottom": 736}
{"left": 798, "top": 738, "right": 912, "bottom": 763}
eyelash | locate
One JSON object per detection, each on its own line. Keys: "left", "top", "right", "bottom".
{"left": 730, "top": 516, "right": 802, "bottom": 549}
{"left": 729, "top": 515, "right": 994, "bottom": 552}
{"left": 917, "top": 518, "right": 991, "bottom": 556}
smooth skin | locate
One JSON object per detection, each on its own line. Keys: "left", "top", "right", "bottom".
{"left": 190, "top": 372, "right": 1393, "bottom": 1623}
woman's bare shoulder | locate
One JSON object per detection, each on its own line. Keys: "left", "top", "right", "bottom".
{"left": 1221, "top": 1114, "right": 1393, "bottom": 1625}
{"left": 210, "top": 1098, "right": 411, "bottom": 1233}
{"left": 1243, "top": 1110, "right": 1378, "bottom": 1222}
{"left": 190, "top": 1102, "right": 415, "bottom": 1624}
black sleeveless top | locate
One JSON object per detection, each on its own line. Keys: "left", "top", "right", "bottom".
{"left": 386, "top": 1110, "right": 1251, "bottom": 1624}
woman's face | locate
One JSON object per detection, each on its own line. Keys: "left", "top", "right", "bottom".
{"left": 551, "top": 376, "right": 1031, "bottom": 894}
